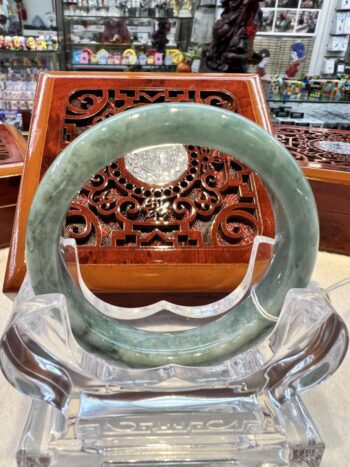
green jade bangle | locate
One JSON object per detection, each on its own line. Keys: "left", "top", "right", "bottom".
{"left": 26, "top": 103, "right": 319, "bottom": 367}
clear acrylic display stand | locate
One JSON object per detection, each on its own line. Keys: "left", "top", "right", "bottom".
{"left": 1, "top": 238, "right": 348, "bottom": 467}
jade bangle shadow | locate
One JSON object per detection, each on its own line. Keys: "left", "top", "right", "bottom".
{"left": 26, "top": 103, "right": 319, "bottom": 367}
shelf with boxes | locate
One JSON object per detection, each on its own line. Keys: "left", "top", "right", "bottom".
{"left": 68, "top": 42, "right": 187, "bottom": 67}
{"left": 63, "top": 0, "right": 195, "bottom": 19}
{"left": 265, "top": 72, "right": 350, "bottom": 128}
{"left": 60, "top": 1, "right": 197, "bottom": 70}
{"left": 269, "top": 102, "right": 350, "bottom": 129}
{"left": 323, "top": 0, "right": 350, "bottom": 75}
{"left": 0, "top": 68, "right": 39, "bottom": 129}
{"left": 0, "top": 34, "right": 59, "bottom": 128}
{"left": 264, "top": 75, "right": 350, "bottom": 102}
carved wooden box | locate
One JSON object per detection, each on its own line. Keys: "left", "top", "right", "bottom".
{"left": 0, "top": 125, "right": 25, "bottom": 248}
{"left": 275, "top": 125, "right": 350, "bottom": 255}
{"left": 4, "top": 72, "right": 275, "bottom": 296}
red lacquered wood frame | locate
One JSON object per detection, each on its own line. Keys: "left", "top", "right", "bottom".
{"left": 4, "top": 72, "right": 275, "bottom": 294}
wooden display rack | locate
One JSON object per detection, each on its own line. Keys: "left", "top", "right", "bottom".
{"left": 275, "top": 125, "right": 350, "bottom": 255}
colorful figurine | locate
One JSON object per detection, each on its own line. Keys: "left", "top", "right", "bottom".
{"left": 19, "top": 36, "right": 26, "bottom": 50}
{"left": 164, "top": 54, "right": 173, "bottom": 66}
{"left": 285, "top": 43, "right": 305, "bottom": 79}
{"left": 138, "top": 53, "right": 148, "bottom": 66}
{"left": 38, "top": 36, "right": 48, "bottom": 51}
{"left": 26, "top": 37, "right": 37, "bottom": 51}
{"left": 36, "top": 36, "right": 43, "bottom": 51}
{"left": 5, "top": 36, "right": 14, "bottom": 49}
{"left": 91, "top": 54, "right": 99, "bottom": 64}
{"left": 13, "top": 36, "right": 21, "bottom": 50}
{"left": 166, "top": 49, "right": 184, "bottom": 65}
{"left": 123, "top": 49, "right": 137, "bottom": 64}
{"left": 96, "top": 49, "right": 110, "bottom": 64}
{"left": 154, "top": 52, "right": 164, "bottom": 65}
{"left": 257, "top": 48, "right": 270, "bottom": 77}
{"left": 73, "top": 50, "right": 82, "bottom": 65}
{"left": 79, "top": 52, "right": 89, "bottom": 64}
{"left": 81, "top": 48, "right": 93, "bottom": 63}
{"left": 114, "top": 54, "right": 122, "bottom": 65}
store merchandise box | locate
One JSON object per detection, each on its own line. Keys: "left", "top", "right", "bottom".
{"left": 327, "top": 36, "right": 348, "bottom": 52}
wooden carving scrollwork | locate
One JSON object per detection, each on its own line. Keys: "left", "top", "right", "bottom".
{"left": 65, "top": 146, "right": 262, "bottom": 249}
{"left": 274, "top": 125, "right": 350, "bottom": 172}
{"left": 59, "top": 87, "right": 267, "bottom": 253}
{"left": 61, "top": 88, "right": 239, "bottom": 150}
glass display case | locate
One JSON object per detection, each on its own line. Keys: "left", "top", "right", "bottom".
{"left": 59, "top": 0, "right": 198, "bottom": 70}
{"left": 0, "top": 48, "right": 59, "bottom": 129}
{"left": 0, "top": 0, "right": 59, "bottom": 129}
{"left": 0, "top": 59, "right": 58, "bottom": 126}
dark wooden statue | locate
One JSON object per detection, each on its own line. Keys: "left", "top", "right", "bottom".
{"left": 206, "top": 0, "right": 262, "bottom": 73}
{"left": 151, "top": 19, "right": 171, "bottom": 52}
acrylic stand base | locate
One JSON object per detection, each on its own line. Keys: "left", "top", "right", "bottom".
{"left": 18, "top": 391, "right": 324, "bottom": 467}
{"left": 1, "top": 240, "right": 348, "bottom": 467}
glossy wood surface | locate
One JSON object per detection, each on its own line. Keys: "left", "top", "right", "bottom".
{"left": 275, "top": 125, "right": 350, "bottom": 255}
{"left": 0, "top": 124, "right": 25, "bottom": 248}
{"left": 4, "top": 72, "right": 274, "bottom": 293}
{"left": 310, "top": 180, "right": 350, "bottom": 255}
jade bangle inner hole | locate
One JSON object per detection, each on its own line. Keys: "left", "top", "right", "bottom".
{"left": 61, "top": 142, "right": 275, "bottom": 330}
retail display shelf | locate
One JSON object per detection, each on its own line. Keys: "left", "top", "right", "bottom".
{"left": 66, "top": 42, "right": 180, "bottom": 47}
{"left": 67, "top": 63, "right": 177, "bottom": 70}
{"left": 268, "top": 98, "right": 350, "bottom": 103}
{"left": 67, "top": 41, "right": 133, "bottom": 47}
{"left": 0, "top": 65, "right": 49, "bottom": 69}
{"left": 0, "top": 49, "right": 58, "bottom": 54}
{"left": 0, "top": 98, "right": 34, "bottom": 101}
{"left": 66, "top": 15, "right": 194, "bottom": 20}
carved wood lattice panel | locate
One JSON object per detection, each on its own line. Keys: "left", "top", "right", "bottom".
{"left": 275, "top": 125, "right": 350, "bottom": 172}
{"left": 60, "top": 88, "right": 269, "bottom": 250}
